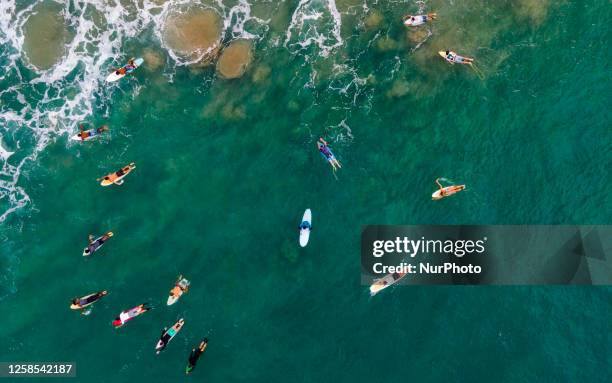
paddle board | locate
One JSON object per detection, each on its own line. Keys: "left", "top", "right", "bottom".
{"left": 106, "top": 57, "right": 144, "bottom": 82}
{"left": 299, "top": 209, "right": 312, "bottom": 247}
{"left": 432, "top": 185, "right": 466, "bottom": 200}
{"left": 370, "top": 272, "right": 408, "bottom": 296}
{"left": 156, "top": 318, "right": 185, "bottom": 354}
{"left": 100, "top": 163, "right": 135, "bottom": 186}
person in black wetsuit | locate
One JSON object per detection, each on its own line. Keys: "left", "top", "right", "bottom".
{"left": 82, "top": 290, "right": 107, "bottom": 306}
{"left": 186, "top": 339, "right": 208, "bottom": 374}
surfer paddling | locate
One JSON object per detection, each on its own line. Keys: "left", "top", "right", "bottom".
{"left": 186, "top": 339, "right": 208, "bottom": 374}
{"left": 167, "top": 275, "right": 190, "bottom": 306}
{"left": 432, "top": 178, "right": 466, "bottom": 200}
{"left": 115, "top": 58, "right": 136, "bottom": 75}
{"left": 77, "top": 124, "right": 108, "bottom": 141}
{"left": 317, "top": 138, "right": 342, "bottom": 171}
{"left": 70, "top": 290, "right": 108, "bottom": 315}
{"left": 97, "top": 163, "right": 136, "bottom": 186}
{"left": 156, "top": 318, "right": 185, "bottom": 354}
{"left": 83, "top": 232, "right": 114, "bottom": 256}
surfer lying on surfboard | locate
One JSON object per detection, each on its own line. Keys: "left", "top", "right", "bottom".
{"left": 76, "top": 124, "right": 108, "bottom": 141}
{"left": 441, "top": 50, "right": 474, "bottom": 65}
{"left": 186, "top": 339, "right": 208, "bottom": 374}
{"left": 403, "top": 12, "right": 436, "bottom": 27}
{"left": 115, "top": 58, "right": 136, "bottom": 76}
{"left": 97, "top": 163, "right": 136, "bottom": 186}
{"left": 83, "top": 232, "right": 113, "bottom": 256}
{"left": 113, "top": 303, "right": 151, "bottom": 328}
{"left": 156, "top": 318, "right": 185, "bottom": 354}
{"left": 432, "top": 178, "right": 466, "bottom": 200}
{"left": 167, "top": 275, "right": 190, "bottom": 306}
{"left": 317, "top": 138, "right": 342, "bottom": 171}
{"left": 70, "top": 290, "right": 108, "bottom": 314}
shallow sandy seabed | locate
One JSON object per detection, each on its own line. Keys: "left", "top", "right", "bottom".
{"left": 364, "top": 10, "right": 384, "bottom": 29}
{"left": 252, "top": 64, "right": 271, "bottom": 84}
{"left": 406, "top": 28, "right": 431, "bottom": 44}
{"left": 515, "top": 0, "right": 552, "bottom": 25}
{"left": 201, "top": 88, "right": 247, "bottom": 121}
{"left": 386, "top": 79, "right": 411, "bottom": 98}
{"left": 142, "top": 48, "right": 164, "bottom": 71}
{"left": 22, "top": 2, "right": 71, "bottom": 69}
{"left": 162, "top": 7, "right": 222, "bottom": 63}
{"left": 376, "top": 36, "right": 398, "bottom": 52}
{"left": 403, "top": 0, "right": 556, "bottom": 81}
{"left": 217, "top": 40, "right": 253, "bottom": 79}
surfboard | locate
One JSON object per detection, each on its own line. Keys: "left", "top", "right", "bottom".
{"left": 70, "top": 291, "right": 107, "bottom": 309}
{"left": 403, "top": 15, "right": 427, "bottom": 26}
{"left": 432, "top": 185, "right": 466, "bottom": 200}
{"left": 99, "top": 163, "right": 135, "bottom": 186}
{"left": 370, "top": 272, "right": 408, "bottom": 296}
{"left": 439, "top": 51, "right": 472, "bottom": 65}
{"left": 167, "top": 290, "right": 180, "bottom": 306}
{"left": 106, "top": 57, "right": 144, "bottom": 82}
{"left": 70, "top": 129, "right": 99, "bottom": 141}
{"left": 112, "top": 304, "right": 148, "bottom": 328}
{"left": 167, "top": 278, "right": 189, "bottom": 305}
{"left": 439, "top": 50, "right": 455, "bottom": 63}
{"left": 299, "top": 209, "right": 312, "bottom": 247}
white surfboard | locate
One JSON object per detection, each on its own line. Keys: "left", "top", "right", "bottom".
{"left": 404, "top": 13, "right": 436, "bottom": 27}
{"left": 70, "top": 129, "right": 100, "bottom": 141}
{"left": 370, "top": 272, "right": 408, "bottom": 296}
{"left": 432, "top": 185, "right": 466, "bottom": 200}
{"left": 106, "top": 57, "right": 144, "bottom": 82}
{"left": 404, "top": 15, "right": 427, "bottom": 26}
{"left": 166, "top": 295, "right": 179, "bottom": 306}
{"left": 166, "top": 278, "right": 189, "bottom": 305}
{"left": 299, "top": 209, "right": 312, "bottom": 247}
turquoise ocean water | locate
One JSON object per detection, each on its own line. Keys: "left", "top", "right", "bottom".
{"left": 0, "top": 1, "right": 610, "bottom": 382}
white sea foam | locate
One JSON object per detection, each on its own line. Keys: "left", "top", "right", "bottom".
{"left": 0, "top": 0, "right": 271, "bottom": 223}
{"left": 0, "top": 0, "right": 361, "bottom": 223}
{"left": 0, "top": 138, "right": 14, "bottom": 161}
{"left": 285, "top": 0, "right": 343, "bottom": 58}
{"left": 223, "top": 0, "right": 270, "bottom": 40}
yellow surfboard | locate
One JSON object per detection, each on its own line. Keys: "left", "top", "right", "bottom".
{"left": 99, "top": 163, "right": 135, "bottom": 186}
